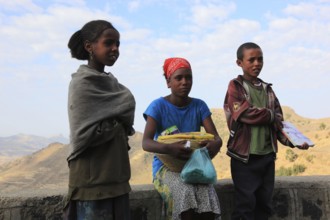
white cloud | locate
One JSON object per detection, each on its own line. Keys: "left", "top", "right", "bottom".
{"left": 0, "top": 4, "right": 133, "bottom": 81}
{"left": 128, "top": 1, "right": 141, "bottom": 12}
{"left": 0, "top": 0, "right": 42, "bottom": 13}
{"left": 284, "top": 2, "right": 330, "bottom": 20}
{"left": 189, "top": 2, "right": 236, "bottom": 29}
{"left": 0, "top": 0, "right": 329, "bottom": 136}
{"left": 122, "top": 28, "right": 153, "bottom": 41}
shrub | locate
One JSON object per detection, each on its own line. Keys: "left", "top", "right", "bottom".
{"left": 276, "top": 166, "right": 293, "bottom": 176}
{"left": 305, "top": 155, "right": 315, "bottom": 163}
{"left": 285, "top": 149, "right": 298, "bottom": 162}
{"left": 319, "top": 123, "right": 326, "bottom": 130}
{"left": 275, "top": 164, "right": 306, "bottom": 176}
{"left": 292, "top": 164, "right": 306, "bottom": 175}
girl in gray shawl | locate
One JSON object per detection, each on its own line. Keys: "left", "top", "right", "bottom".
{"left": 63, "top": 20, "right": 136, "bottom": 220}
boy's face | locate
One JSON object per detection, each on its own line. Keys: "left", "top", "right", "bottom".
{"left": 237, "top": 48, "right": 263, "bottom": 80}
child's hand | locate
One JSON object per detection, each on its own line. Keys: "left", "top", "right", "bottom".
{"left": 167, "top": 141, "right": 192, "bottom": 159}
{"left": 296, "top": 142, "right": 310, "bottom": 150}
{"left": 199, "top": 140, "right": 221, "bottom": 159}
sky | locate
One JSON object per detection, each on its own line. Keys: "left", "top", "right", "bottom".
{"left": 0, "top": 0, "right": 329, "bottom": 137}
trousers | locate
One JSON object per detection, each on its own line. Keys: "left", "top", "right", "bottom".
{"left": 231, "top": 153, "right": 275, "bottom": 220}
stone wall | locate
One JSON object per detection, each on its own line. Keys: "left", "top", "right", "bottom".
{"left": 0, "top": 176, "right": 329, "bottom": 220}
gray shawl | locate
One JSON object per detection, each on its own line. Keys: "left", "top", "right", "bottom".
{"left": 67, "top": 65, "right": 135, "bottom": 161}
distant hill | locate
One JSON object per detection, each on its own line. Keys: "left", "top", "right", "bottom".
{"left": 0, "top": 132, "right": 148, "bottom": 196}
{"left": 0, "top": 143, "right": 69, "bottom": 196}
{"left": 0, "top": 106, "right": 329, "bottom": 196}
{"left": 0, "top": 134, "right": 68, "bottom": 165}
{"left": 0, "top": 134, "right": 68, "bottom": 156}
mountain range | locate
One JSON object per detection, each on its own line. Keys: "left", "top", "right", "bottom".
{"left": 0, "top": 134, "right": 68, "bottom": 165}
{"left": 0, "top": 133, "right": 68, "bottom": 155}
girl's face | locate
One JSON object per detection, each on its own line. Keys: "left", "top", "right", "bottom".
{"left": 88, "top": 28, "right": 120, "bottom": 69}
{"left": 167, "top": 68, "right": 193, "bottom": 98}
{"left": 237, "top": 48, "right": 263, "bottom": 81}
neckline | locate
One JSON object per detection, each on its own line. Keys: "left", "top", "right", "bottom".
{"left": 84, "top": 65, "right": 110, "bottom": 75}
{"left": 162, "top": 96, "right": 192, "bottom": 108}
{"left": 243, "top": 78, "right": 262, "bottom": 88}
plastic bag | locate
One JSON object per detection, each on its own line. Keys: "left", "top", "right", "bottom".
{"left": 180, "top": 147, "right": 217, "bottom": 184}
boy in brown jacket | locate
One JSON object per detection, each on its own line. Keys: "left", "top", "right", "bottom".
{"left": 223, "top": 42, "right": 309, "bottom": 220}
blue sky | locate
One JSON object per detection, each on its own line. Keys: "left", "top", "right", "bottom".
{"left": 0, "top": 0, "right": 329, "bottom": 137}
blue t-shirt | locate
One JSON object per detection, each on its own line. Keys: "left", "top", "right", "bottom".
{"left": 143, "top": 97, "right": 211, "bottom": 178}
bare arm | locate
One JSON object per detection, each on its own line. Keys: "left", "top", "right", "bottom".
{"left": 142, "top": 116, "right": 192, "bottom": 159}
{"left": 200, "top": 116, "right": 223, "bottom": 159}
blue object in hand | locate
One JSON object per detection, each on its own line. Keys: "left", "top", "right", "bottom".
{"left": 180, "top": 147, "right": 217, "bottom": 184}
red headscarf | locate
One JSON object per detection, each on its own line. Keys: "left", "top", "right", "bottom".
{"left": 163, "top": 57, "right": 191, "bottom": 79}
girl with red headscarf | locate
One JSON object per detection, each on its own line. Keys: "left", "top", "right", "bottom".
{"left": 142, "top": 57, "right": 222, "bottom": 220}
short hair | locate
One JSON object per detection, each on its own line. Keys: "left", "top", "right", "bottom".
{"left": 68, "top": 20, "right": 118, "bottom": 60}
{"left": 236, "top": 42, "right": 261, "bottom": 60}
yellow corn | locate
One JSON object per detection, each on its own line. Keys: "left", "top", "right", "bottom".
{"left": 157, "top": 132, "right": 214, "bottom": 141}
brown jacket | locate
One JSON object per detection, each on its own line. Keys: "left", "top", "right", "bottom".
{"left": 223, "top": 75, "right": 292, "bottom": 163}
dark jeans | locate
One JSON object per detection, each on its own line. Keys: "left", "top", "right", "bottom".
{"left": 231, "top": 153, "right": 275, "bottom": 220}
{"left": 63, "top": 193, "right": 131, "bottom": 220}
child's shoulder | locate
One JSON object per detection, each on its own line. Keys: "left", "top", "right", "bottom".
{"left": 190, "top": 97, "right": 208, "bottom": 106}
{"left": 149, "top": 97, "right": 166, "bottom": 105}
{"left": 190, "top": 97, "right": 203, "bottom": 102}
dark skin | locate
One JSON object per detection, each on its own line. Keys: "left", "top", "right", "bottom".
{"left": 237, "top": 47, "right": 309, "bottom": 150}
{"left": 142, "top": 68, "right": 222, "bottom": 160}
{"left": 84, "top": 28, "right": 120, "bottom": 73}
{"left": 143, "top": 67, "right": 222, "bottom": 219}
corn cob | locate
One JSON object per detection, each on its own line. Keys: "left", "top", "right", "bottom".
{"left": 158, "top": 132, "right": 214, "bottom": 141}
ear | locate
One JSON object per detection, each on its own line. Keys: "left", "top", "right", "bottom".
{"left": 236, "top": 59, "right": 242, "bottom": 67}
{"left": 166, "top": 78, "right": 171, "bottom": 88}
{"left": 84, "top": 40, "right": 93, "bottom": 53}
